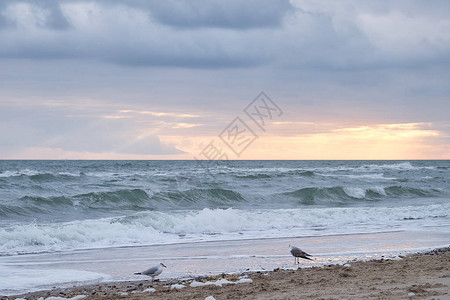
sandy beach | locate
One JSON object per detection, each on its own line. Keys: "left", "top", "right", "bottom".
{"left": 9, "top": 247, "right": 449, "bottom": 300}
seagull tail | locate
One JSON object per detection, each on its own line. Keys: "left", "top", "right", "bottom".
{"left": 302, "top": 256, "right": 313, "bottom": 261}
{"left": 134, "top": 272, "right": 142, "bottom": 275}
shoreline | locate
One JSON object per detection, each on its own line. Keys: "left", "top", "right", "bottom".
{"left": 8, "top": 246, "right": 449, "bottom": 300}
{"left": 3, "top": 230, "right": 449, "bottom": 297}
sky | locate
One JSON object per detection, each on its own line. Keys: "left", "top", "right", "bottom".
{"left": 0, "top": 0, "right": 449, "bottom": 160}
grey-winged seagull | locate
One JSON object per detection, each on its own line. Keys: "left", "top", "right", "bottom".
{"left": 134, "top": 263, "right": 167, "bottom": 281}
{"left": 289, "top": 245, "right": 312, "bottom": 264}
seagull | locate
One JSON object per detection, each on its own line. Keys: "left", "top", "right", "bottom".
{"left": 134, "top": 263, "right": 167, "bottom": 281}
{"left": 289, "top": 245, "right": 312, "bottom": 264}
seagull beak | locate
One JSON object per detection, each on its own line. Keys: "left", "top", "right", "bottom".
{"left": 162, "top": 263, "right": 167, "bottom": 268}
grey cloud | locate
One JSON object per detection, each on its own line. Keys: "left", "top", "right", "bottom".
{"left": 48, "top": 127, "right": 184, "bottom": 155}
{"left": 48, "top": 121, "right": 185, "bottom": 155}
{"left": 0, "top": 0, "right": 70, "bottom": 30}
{"left": 0, "top": 104, "right": 184, "bottom": 155}
{"left": 139, "top": 0, "right": 293, "bottom": 29}
{"left": 0, "top": 0, "right": 293, "bottom": 31}
{"left": 112, "top": 49, "right": 264, "bottom": 69}
{"left": 0, "top": 0, "right": 449, "bottom": 70}
{"left": 0, "top": 0, "right": 274, "bottom": 67}
{"left": 117, "top": 135, "right": 184, "bottom": 155}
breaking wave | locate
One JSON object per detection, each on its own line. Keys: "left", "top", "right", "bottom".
{"left": 0, "top": 188, "right": 247, "bottom": 218}
{"left": 1, "top": 203, "right": 448, "bottom": 256}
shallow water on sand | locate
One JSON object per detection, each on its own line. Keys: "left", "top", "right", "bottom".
{"left": 1, "top": 230, "right": 449, "bottom": 295}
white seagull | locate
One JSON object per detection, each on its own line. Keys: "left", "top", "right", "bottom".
{"left": 134, "top": 263, "right": 167, "bottom": 281}
{"left": 289, "top": 245, "right": 313, "bottom": 264}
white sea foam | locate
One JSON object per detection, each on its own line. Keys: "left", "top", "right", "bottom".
{"left": 360, "top": 162, "right": 434, "bottom": 171}
{"left": 1, "top": 203, "right": 449, "bottom": 256}
{"left": 0, "top": 169, "right": 82, "bottom": 178}
{"left": 0, "top": 169, "right": 40, "bottom": 178}
{"left": 321, "top": 173, "right": 397, "bottom": 180}
{"left": 369, "top": 186, "right": 387, "bottom": 196}
{"left": 45, "top": 295, "right": 86, "bottom": 300}
{"left": 222, "top": 162, "right": 435, "bottom": 177}
{"left": 342, "top": 186, "right": 387, "bottom": 198}
{"left": 170, "top": 283, "right": 185, "bottom": 290}
{"left": 343, "top": 187, "right": 366, "bottom": 199}
{"left": 323, "top": 162, "right": 430, "bottom": 173}
{"left": 0, "top": 265, "right": 106, "bottom": 295}
{"left": 190, "top": 277, "right": 252, "bottom": 288}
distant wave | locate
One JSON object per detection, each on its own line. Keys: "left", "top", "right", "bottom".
{"left": 311, "top": 162, "right": 436, "bottom": 173}
{"left": 0, "top": 169, "right": 82, "bottom": 180}
{"left": 224, "top": 162, "right": 436, "bottom": 177}
{"left": 0, "top": 162, "right": 436, "bottom": 183}
{"left": 356, "top": 162, "right": 435, "bottom": 171}
{"left": 235, "top": 174, "right": 273, "bottom": 179}
{"left": 0, "top": 169, "right": 40, "bottom": 178}
{"left": 234, "top": 170, "right": 315, "bottom": 179}
{"left": 317, "top": 173, "right": 397, "bottom": 180}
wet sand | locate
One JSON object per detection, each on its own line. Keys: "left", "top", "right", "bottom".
{"left": 9, "top": 247, "right": 449, "bottom": 300}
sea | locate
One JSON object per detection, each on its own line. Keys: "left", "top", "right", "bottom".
{"left": 1, "top": 160, "right": 449, "bottom": 295}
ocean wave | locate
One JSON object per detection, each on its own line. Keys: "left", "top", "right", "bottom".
{"left": 318, "top": 173, "right": 397, "bottom": 180}
{"left": 0, "top": 169, "right": 40, "bottom": 178}
{"left": 235, "top": 174, "right": 273, "bottom": 179}
{"left": 234, "top": 170, "right": 315, "bottom": 179}
{"left": 0, "top": 188, "right": 248, "bottom": 218}
{"left": 281, "top": 185, "right": 440, "bottom": 204}
{"left": 1, "top": 203, "right": 448, "bottom": 256}
{"left": 318, "top": 162, "right": 435, "bottom": 173}
{"left": 222, "top": 162, "right": 436, "bottom": 177}
{"left": 151, "top": 188, "right": 246, "bottom": 208}
{"left": 0, "top": 169, "right": 82, "bottom": 180}
{"left": 0, "top": 189, "right": 154, "bottom": 218}
{"left": 73, "top": 189, "right": 153, "bottom": 209}
{"left": 0, "top": 183, "right": 443, "bottom": 219}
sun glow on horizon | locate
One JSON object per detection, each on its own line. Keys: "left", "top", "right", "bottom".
{"left": 160, "top": 121, "right": 448, "bottom": 160}
{"left": 1, "top": 120, "right": 448, "bottom": 160}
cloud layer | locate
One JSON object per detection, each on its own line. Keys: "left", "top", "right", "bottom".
{"left": 0, "top": 0, "right": 449, "bottom": 68}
